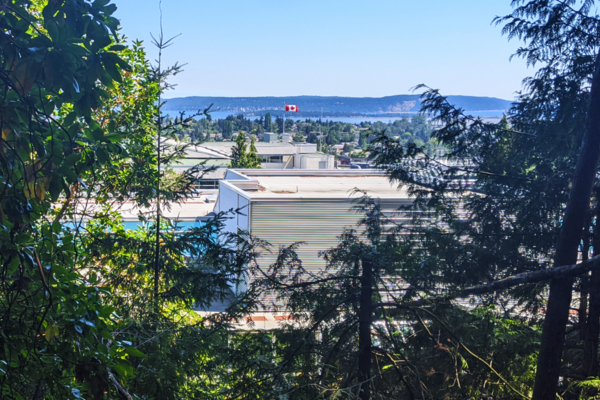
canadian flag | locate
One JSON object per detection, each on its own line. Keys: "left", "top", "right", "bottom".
{"left": 285, "top": 104, "right": 298, "bottom": 112}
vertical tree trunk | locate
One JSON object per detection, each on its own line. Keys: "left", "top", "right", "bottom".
{"left": 532, "top": 52, "right": 600, "bottom": 400}
{"left": 357, "top": 256, "right": 374, "bottom": 400}
{"left": 153, "top": 38, "right": 164, "bottom": 315}
{"left": 584, "top": 193, "right": 600, "bottom": 376}
{"left": 579, "top": 236, "right": 590, "bottom": 341}
{"left": 585, "top": 266, "right": 600, "bottom": 376}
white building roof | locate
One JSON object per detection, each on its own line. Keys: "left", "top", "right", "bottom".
{"left": 117, "top": 199, "right": 216, "bottom": 221}
{"left": 223, "top": 169, "right": 410, "bottom": 200}
{"left": 198, "top": 142, "right": 316, "bottom": 157}
{"left": 71, "top": 195, "right": 216, "bottom": 222}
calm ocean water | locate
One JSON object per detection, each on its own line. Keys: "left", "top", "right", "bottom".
{"left": 163, "top": 110, "right": 505, "bottom": 123}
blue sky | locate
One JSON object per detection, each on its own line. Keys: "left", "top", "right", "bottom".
{"left": 114, "top": 0, "right": 532, "bottom": 100}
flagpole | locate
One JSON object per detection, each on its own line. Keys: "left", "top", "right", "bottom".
{"left": 283, "top": 103, "right": 285, "bottom": 136}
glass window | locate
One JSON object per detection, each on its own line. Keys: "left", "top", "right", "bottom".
{"left": 195, "top": 179, "right": 219, "bottom": 189}
{"left": 260, "top": 155, "right": 284, "bottom": 163}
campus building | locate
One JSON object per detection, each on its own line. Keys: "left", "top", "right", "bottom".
{"left": 215, "top": 169, "right": 412, "bottom": 286}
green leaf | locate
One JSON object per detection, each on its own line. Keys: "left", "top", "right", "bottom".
{"left": 102, "top": 55, "right": 122, "bottom": 83}
{"left": 45, "top": 324, "right": 59, "bottom": 341}
{"left": 7, "top": 256, "right": 20, "bottom": 275}
{"left": 45, "top": 21, "right": 59, "bottom": 42}
{"left": 113, "top": 359, "right": 134, "bottom": 377}
{"left": 92, "top": 0, "right": 111, "bottom": 9}
{"left": 125, "top": 346, "right": 147, "bottom": 358}
{"left": 104, "top": 4, "right": 118, "bottom": 16}
{"left": 63, "top": 153, "right": 81, "bottom": 167}
{"left": 52, "top": 220, "right": 61, "bottom": 233}
{"left": 92, "top": 128, "right": 105, "bottom": 140}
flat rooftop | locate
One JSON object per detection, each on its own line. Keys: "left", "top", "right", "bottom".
{"left": 225, "top": 169, "right": 410, "bottom": 200}
{"left": 118, "top": 198, "right": 216, "bottom": 221}
{"left": 72, "top": 195, "right": 216, "bottom": 222}
{"left": 201, "top": 141, "right": 298, "bottom": 156}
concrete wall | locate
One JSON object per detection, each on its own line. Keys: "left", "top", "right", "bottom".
{"left": 293, "top": 154, "right": 335, "bottom": 169}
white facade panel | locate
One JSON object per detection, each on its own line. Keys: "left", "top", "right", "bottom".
{"left": 217, "top": 182, "right": 241, "bottom": 237}
{"left": 293, "top": 154, "right": 335, "bottom": 169}
{"left": 250, "top": 200, "right": 362, "bottom": 274}
{"left": 237, "top": 196, "right": 249, "bottom": 231}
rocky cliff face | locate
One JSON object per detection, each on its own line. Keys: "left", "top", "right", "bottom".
{"left": 385, "top": 101, "right": 417, "bottom": 113}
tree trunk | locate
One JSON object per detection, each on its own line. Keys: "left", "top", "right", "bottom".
{"left": 584, "top": 195, "right": 600, "bottom": 376}
{"left": 357, "top": 256, "right": 374, "bottom": 400}
{"left": 584, "top": 268, "right": 600, "bottom": 376}
{"left": 532, "top": 51, "right": 600, "bottom": 400}
{"left": 579, "top": 236, "right": 589, "bottom": 341}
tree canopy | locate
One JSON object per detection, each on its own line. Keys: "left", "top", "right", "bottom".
{"left": 3, "top": 1, "right": 600, "bottom": 399}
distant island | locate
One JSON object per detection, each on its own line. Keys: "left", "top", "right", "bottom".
{"left": 164, "top": 94, "right": 512, "bottom": 117}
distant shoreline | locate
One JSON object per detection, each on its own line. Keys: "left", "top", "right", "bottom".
{"left": 163, "top": 94, "right": 512, "bottom": 118}
{"left": 163, "top": 109, "right": 506, "bottom": 123}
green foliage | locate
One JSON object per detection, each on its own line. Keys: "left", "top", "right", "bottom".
{"left": 362, "top": 2, "right": 600, "bottom": 396}
{"left": 573, "top": 378, "right": 600, "bottom": 400}
{"left": 231, "top": 196, "right": 540, "bottom": 399}
{"left": 293, "top": 132, "right": 305, "bottom": 142}
{"left": 326, "top": 129, "right": 341, "bottom": 145}
{"left": 175, "top": 114, "right": 439, "bottom": 156}
{"left": 0, "top": 2, "right": 257, "bottom": 398}
{"left": 248, "top": 134, "right": 262, "bottom": 168}
{"left": 230, "top": 131, "right": 261, "bottom": 168}
{"left": 0, "top": 0, "right": 142, "bottom": 398}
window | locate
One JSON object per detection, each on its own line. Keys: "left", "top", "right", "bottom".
{"left": 260, "top": 155, "right": 284, "bottom": 163}
{"left": 195, "top": 179, "right": 219, "bottom": 190}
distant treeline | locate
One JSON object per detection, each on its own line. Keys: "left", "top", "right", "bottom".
{"left": 165, "top": 94, "right": 512, "bottom": 115}
{"left": 178, "top": 113, "right": 439, "bottom": 155}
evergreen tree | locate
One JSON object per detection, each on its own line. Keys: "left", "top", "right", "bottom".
{"left": 230, "top": 132, "right": 261, "bottom": 169}
{"left": 235, "top": 195, "right": 538, "bottom": 399}
{"left": 275, "top": 116, "right": 284, "bottom": 133}
{"left": 362, "top": 1, "right": 600, "bottom": 391}
{"left": 496, "top": 3, "right": 600, "bottom": 398}
{"left": 222, "top": 120, "right": 233, "bottom": 139}
{"left": 264, "top": 113, "right": 272, "bottom": 130}
{"left": 247, "top": 134, "right": 262, "bottom": 168}
{"left": 78, "top": 33, "right": 259, "bottom": 400}
{"left": 230, "top": 131, "right": 248, "bottom": 168}
{"left": 358, "top": 133, "right": 368, "bottom": 149}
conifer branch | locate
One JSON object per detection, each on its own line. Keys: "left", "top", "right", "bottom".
{"left": 454, "top": 254, "right": 600, "bottom": 299}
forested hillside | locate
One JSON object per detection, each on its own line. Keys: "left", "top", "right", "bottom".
{"left": 164, "top": 94, "right": 512, "bottom": 116}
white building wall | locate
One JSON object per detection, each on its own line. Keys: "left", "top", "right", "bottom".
{"left": 250, "top": 199, "right": 363, "bottom": 274}
{"left": 216, "top": 182, "right": 240, "bottom": 237}
{"left": 293, "top": 154, "right": 335, "bottom": 169}
{"left": 237, "top": 196, "right": 249, "bottom": 231}
{"left": 216, "top": 182, "right": 252, "bottom": 295}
